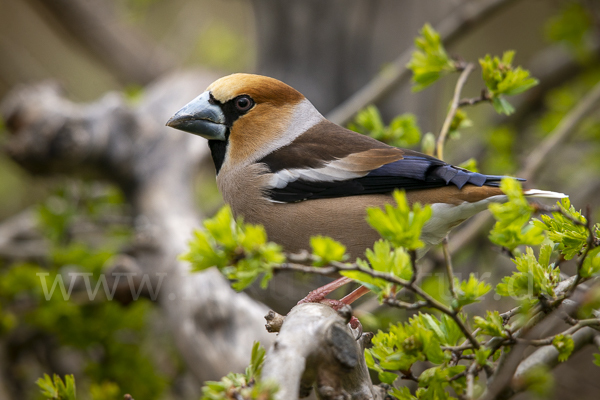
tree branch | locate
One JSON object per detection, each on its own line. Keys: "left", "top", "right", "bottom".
{"left": 442, "top": 237, "right": 457, "bottom": 299}
{"left": 504, "top": 327, "right": 597, "bottom": 399}
{"left": 25, "top": 0, "right": 176, "bottom": 85}
{"left": 436, "top": 62, "right": 475, "bottom": 161}
{"left": 262, "top": 303, "right": 380, "bottom": 400}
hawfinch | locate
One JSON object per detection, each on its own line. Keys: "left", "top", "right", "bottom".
{"left": 167, "top": 73, "right": 564, "bottom": 259}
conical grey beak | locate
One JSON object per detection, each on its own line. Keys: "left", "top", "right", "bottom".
{"left": 166, "top": 92, "right": 227, "bottom": 141}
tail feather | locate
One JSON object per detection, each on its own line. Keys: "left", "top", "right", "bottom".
{"left": 524, "top": 189, "right": 568, "bottom": 199}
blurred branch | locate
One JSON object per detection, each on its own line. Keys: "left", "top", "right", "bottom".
{"left": 25, "top": 0, "right": 176, "bottom": 85}
{"left": 494, "top": 328, "right": 597, "bottom": 400}
{"left": 0, "top": 209, "right": 48, "bottom": 262}
{"left": 520, "top": 79, "right": 600, "bottom": 180}
{"left": 0, "top": 209, "right": 37, "bottom": 247}
{"left": 326, "top": 0, "right": 520, "bottom": 125}
{"left": 482, "top": 285, "right": 594, "bottom": 400}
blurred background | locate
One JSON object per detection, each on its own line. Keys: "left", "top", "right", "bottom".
{"left": 0, "top": 0, "right": 599, "bottom": 399}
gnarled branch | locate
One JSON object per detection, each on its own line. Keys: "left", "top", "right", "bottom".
{"left": 262, "top": 303, "right": 381, "bottom": 400}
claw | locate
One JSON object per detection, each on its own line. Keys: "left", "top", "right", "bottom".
{"left": 349, "top": 316, "right": 363, "bottom": 340}
{"left": 318, "top": 299, "right": 363, "bottom": 340}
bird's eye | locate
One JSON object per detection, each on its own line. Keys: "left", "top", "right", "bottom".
{"left": 234, "top": 95, "right": 254, "bottom": 112}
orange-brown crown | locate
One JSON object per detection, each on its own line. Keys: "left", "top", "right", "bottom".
{"left": 207, "top": 73, "right": 304, "bottom": 106}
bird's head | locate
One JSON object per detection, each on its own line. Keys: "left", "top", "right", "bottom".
{"left": 166, "top": 73, "right": 324, "bottom": 171}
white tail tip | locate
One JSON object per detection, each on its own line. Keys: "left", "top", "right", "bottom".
{"left": 524, "top": 189, "right": 568, "bottom": 199}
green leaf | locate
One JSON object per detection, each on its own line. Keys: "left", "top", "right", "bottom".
{"left": 181, "top": 206, "right": 285, "bottom": 291}
{"left": 449, "top": 108, "right": 473, "bottom": 139}
{"left": 492, "top": 97, "right": 515, "bottom": 115}
{"left": 533, "top": 198, "right": 588, "bottom": 260}
{"left": 201, "top": 342, "right": 278, "bottom": 400}
{"left": 453, "top": 274, "right": 491, "bottom": 310}
{"left": 348, "top": 106, "right": 422, "bottom": 148}
{"left": 365, "top": 349, "right": 398, "bottom": 384}
{"left": 581, "top": 247, "right": 600, "bottom": 278}
{"left": 479, "top": 51, "right": 538, "bottom": 115}
{"left": 520, "top": 365, "right": 553, "bottom": 397}
{"left": 310, "top": 236, "right": 348, "bottom": 267}
{"left": 366, "top": 190, "right": 432, "bottom": 250}
{"left": 340, "top": 240, "right": 413, "bottom": 300}
{"left": 37, "top": 374, "right": 59, "bottom": 399}
{"left": 496, "top": 247, "right": 560, "bottom": 299}
{"left": 475, "top": 348, "right": 492, "bottom": 367}
{"left": 390, "top": 386, "right": 417, "bottom": 400}
{"left": 342, "top": 239, "right": 412, "bottom": 299}
{"left": 368, "top": 313, "right": 450, "bottom": 379}
{"left": 417, "top": 365, "right": 459, "bottom": 399}
{"left": 379, "top": 370, "right": 400, "bottom": 385}
{"left": 457, "top": 157, "right": 478, "bottom": 173}
{"left": 421, "top": 132, "right": 436, "bottom": 156}
{"left": 489, "top": 178, "right": 544, "bottom": 250}
{"left": 438, "top": 314, "right": 464, "bottom": 346}
{"left": 594, "top": 351, "right": 600, "bottom": 367}
{"left": 36, "top": 374, "right": 76, "bottom": 400}
{"left": 473, "top": 311, "right": 507, "bottom": 338}
{"left": 245, "top": 341, "right": 267, "bottom": 380}
{"left": 407, "top": 24, "right": 456, "bottom": 92}
{"left": 90, "top": 382, "right": 120, "bottom": 400}
{"left": 552, "top": 334, "right": 574, "bottom": 362}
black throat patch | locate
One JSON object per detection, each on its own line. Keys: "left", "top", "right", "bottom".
{"left": 208, "top": 139, "right": 228, "bottom": 174}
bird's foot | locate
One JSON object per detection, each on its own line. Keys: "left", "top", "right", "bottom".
{"left": 296, "top": 278, "right": 370, "bottom": 339}
{"left": 306, "top": 298, "right": 363, "bottom": 340}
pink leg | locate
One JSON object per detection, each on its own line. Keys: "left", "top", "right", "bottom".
{"left": 297, "top": 276, "right": 354, "bottom": 304}
{"left": 340, "top": 285, "right": 371, "bottom": 305}
{"left": 298, "top": 281, "right": 371, "bottom": 338}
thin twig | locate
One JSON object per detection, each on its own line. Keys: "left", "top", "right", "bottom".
{"left": 519, "top": 318, "right": 600, "bottom": 346}
{"left": 499, "top": 306, "right": 521, "bottom": 324}
{"left": 458, "top": 89, "right": 491, "bottom": 106}
{"left": 409, "top": 249, "right": 418, "bottom": 285}
{"left": 442, "top": 237, "right": 457, "bottom": 299}
{"left": 466, "top": 362, "right": 479, "bottom": 399}
{"left": 437, "top": 62, "right": 475, "bottom": 161}
{"left": 384, "top": 298, "right": 428, "bottom": 310}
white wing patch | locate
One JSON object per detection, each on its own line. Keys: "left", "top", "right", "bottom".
{"left": 524, "top": 189, "right": 568, "bottom": 199}
{"left": 267, "top": 158, "right": 370, "bottom": 189}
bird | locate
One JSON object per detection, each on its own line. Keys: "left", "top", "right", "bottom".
{"left": 166, "top": 73, "right": 566, "bottom": 308}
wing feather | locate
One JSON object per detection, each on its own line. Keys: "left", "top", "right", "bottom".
{"left": 257, "top": 120, "right": 520, "bottom": 203}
